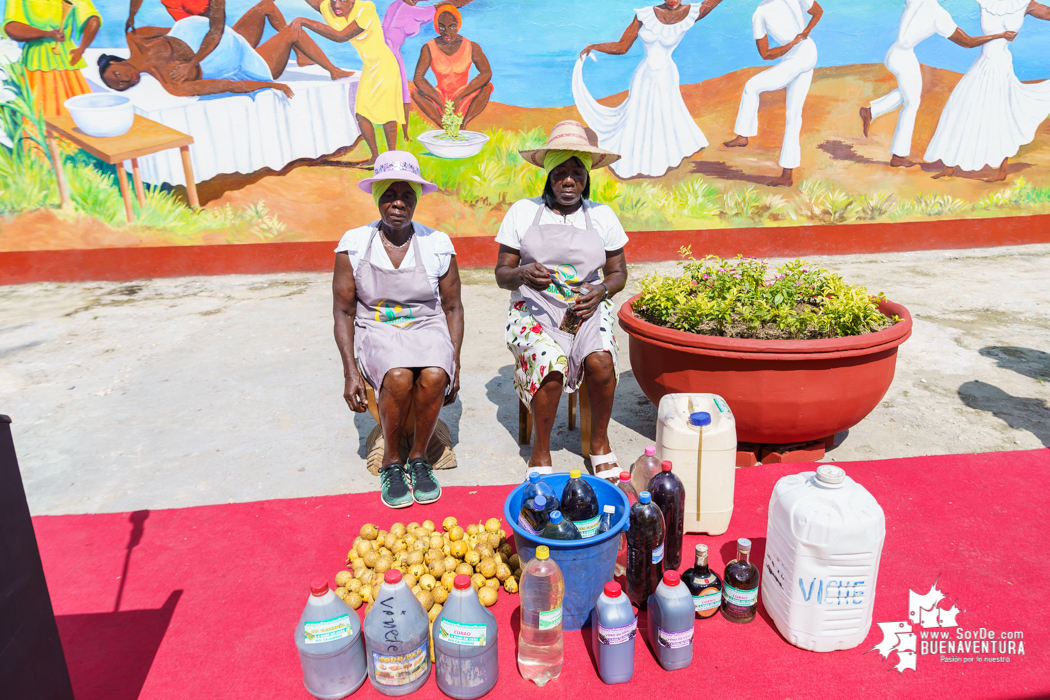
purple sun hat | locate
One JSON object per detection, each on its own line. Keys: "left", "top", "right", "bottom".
{"left": 357, "top": 151, "right": 438, "bottom": 195}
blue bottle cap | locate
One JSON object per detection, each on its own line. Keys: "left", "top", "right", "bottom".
{"left": 549, "top": 510, "right": 563, "bottom": 523}
{"left": 533, "top": 495, "right": 547, "bottom": 510}
{"left": 528, "top": 472, "right": 541, "bottom": 483}
{"left": 639, "top": 491, "right": 651, "bottom": 504}
{"left": 690, "top": 411, "right": 712, "bottom": 427}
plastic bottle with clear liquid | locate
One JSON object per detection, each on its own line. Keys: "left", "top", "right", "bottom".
{"left": 597, "top": 504, "right": 616, "bottom": 534}
{"left": 626, "top": 491, "right": 665, "bottom": 608}
{"left": 523, "top": 471, "right": 560, "bottom": 512}
{"left": 518, "top": 495, "right": 552, "bottom": 536}
{"left": 517, "top": 546, "right": 565, "bottom": 687}
{"left": 592, "top": 581, "right": 636, "bottom": 685}
{"left": 630, "top": 446, "right": 662, "bottom": 496}
{"left": 539, "top": 510, "right": 581, "bottom": 540}
{"left": 363, "top": 569, "right": 432, "bottom": 695}
{"left": 433, "top": 574, "right": 499, "bottom": 699}
{"left": 295, "top": 578, "right": 368, "bottom": 699}
{"left": 648, "top": 460, "right": 686, "bottom": 570}
{"left": 560, "top": 470, "right": 600, "bottom": 538}
{"left": 647, "top": 570, "right": 695, "bottom": 671}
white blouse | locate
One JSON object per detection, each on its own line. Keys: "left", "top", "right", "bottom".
{"left": 494, "top": 197, "right": 629, "bottom": 252}
{"left": 335, "top": 222, "right": 456, "bottom": 296}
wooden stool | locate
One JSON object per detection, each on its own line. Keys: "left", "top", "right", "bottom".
{"left": 518, "top": 379, "right": 592, "bottom": 458}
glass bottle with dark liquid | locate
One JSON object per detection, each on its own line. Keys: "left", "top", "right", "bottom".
{"left": 721, "top": 538, "right": 759, "bottom": 624}
{"left": 681, "top": 544, "right": 722, "bottom": 620}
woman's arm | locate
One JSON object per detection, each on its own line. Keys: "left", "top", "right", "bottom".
{"left": 163, "top": 77, "right": 295, "bottom": 97}
{"left": 454, "top": 41, "right": 492, "bottom": 104}
{"left": 413, "top": 43, "right": 442, "bottom": 105}
{"left": 3, "top": 21, "right": 63, "bottom": 42}
{"left": 169, "top": 0, "right": 226, "bottom": 81}
{"left": 495, "top": 245, "right": 551, "bottom": 292}
{"left": 572, "top": 248, "right": 627, "bottom": 321}
{"left": 69, "top": 15, "right": 100, "bottom": 66}
{"left": 333, "top": 253, "right": 369, "bottom": 413}
{"left": 291, "top": 16, "right": 364, "bottom": 42}
{"left": 697, "top": 0, "right": 725, "bottom": 21}
{"left": 756, "top": 34, "right": 800, "bottom": 61}
{"left": 799, "top": 0, "right": 822, "bottom": 38}
{"left": 437, "top": 258, "right": 464, "bottom": 405}
{"left": 580, "top": 17, "right": 641, "bottom": 59}
{"left": 948, "top": 27, "right": 1016, "bottom": 48}
{"left": 1028, "top": 1, "right": 1050, "bottom": 20}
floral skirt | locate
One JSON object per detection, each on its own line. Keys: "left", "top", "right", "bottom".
{"left": 505, "top": 298, "right": 619, "bottom": 408}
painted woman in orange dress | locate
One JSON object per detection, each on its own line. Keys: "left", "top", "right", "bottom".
{"left": 410, "top": 4, "right": 492, "bottom": 129}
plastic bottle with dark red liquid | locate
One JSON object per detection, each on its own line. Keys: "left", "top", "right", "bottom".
{"left": 647, "top": 460, "right": 685, "bottom": 570}
{"left": 682, "top": 544, "right": 722, "bottom": 620}
{"left": 560, "top": 469, "right": 600, "bottom": 539}
{"left": 625, "top": 491, "right": 664, "bottom": 608}
{"left": 721, "top": 538, "right": 760, "bottom": 624}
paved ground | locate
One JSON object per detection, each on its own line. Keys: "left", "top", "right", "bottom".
{"left": 2, "top": 244, "right": 1048, "bottom": 516}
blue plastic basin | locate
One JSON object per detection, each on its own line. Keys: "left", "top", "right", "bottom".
{"left": 504, "top": 473, "right": 629, "bottom": 630}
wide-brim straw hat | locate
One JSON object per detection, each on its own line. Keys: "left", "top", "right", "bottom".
{"left": 519, "top": 120, "right": 620, "bottom": 170}
{"left": 358, "top": 150, "right": 438, "bottom": 195}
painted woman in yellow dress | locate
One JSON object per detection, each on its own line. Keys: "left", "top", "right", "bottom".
{"left": 2, "top": 0, "right": 101, "bottom": 117}
{"left": 292, "top": 0, "right": 404, "bottom": 166}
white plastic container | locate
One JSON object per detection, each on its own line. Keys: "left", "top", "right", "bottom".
{"left": 294, "top": 578, "right": 367, "bottom": 699}
{"left": 761, "top": 465, "right": 886, "bottom": 652}
{"left": 654, "top": 393, "right": 737, "bottom": 535}
{"left": 64, "top": 94, "right": 134, "bottom": 138}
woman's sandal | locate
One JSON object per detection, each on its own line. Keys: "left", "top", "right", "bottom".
{"left": 590, "top": 452, "right": 621, "bottom": 481}
{"left": 525, "top": 462, "right": 554, "bottom": 480}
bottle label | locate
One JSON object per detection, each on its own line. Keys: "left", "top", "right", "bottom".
{"left": 598, "top": 618, "right": 637, "bottom": 645}
{"left": 438, "top": 619, "right": 487, "bottom": 647}
{"left": 652, "top": 543, "right": 664, "bottom": 565}
{"left": 574, "top": 514, "right": 601, "bottom": 539}
{"left": 538, "top": 606, "right": 563, "bottom": 631}
{"left": 713, "top": 396, "right": 730, "bottom": 414}
{"left": 303, "top": 613, "right": 350, "bottom": 644}
{"left": 723, "top": 582, "right": 759, "bottom": 614}
{"left": 657, "top": 626, "right": 693, "bottom": 649}
{"left": 371, "top": 638, "right": 429, "bottom": 687}
{"left": 517, "top": 513, "right": 539, "bottom": 536}
{"left": 693, "top": 590, "right": 721, "bottom": 613}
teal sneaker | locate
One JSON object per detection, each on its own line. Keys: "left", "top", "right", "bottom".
{"left": 407, "top": 458, "right": 442, "bottom": 505}
{"left": 379, "top": 464, "right": 412, "bottom": 509}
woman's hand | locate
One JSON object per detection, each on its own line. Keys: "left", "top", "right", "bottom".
{"left": 444, "top": 365, "right": 460, "bottom": 406}
{"left": 1002, "top": 30, "right": 1018, "bottom": 41}
{"left": 580, "top": 44, "right": 597, "bottom": 60}
{"left": 572, "top": 282, "right": 606, "bottom": 320}
{"left": 343, "top": 372, "right": 368, "bottom": 413}
{"left": 520, "top": 262, "right": 552, "bottom": 291}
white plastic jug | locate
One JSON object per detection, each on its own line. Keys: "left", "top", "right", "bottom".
{"left": 654, "top": 393, "right": 737, "bottom": 535}
{"left": 761, "top": 465, "right": 886, "bottom": 652}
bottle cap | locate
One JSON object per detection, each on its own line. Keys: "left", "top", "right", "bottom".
{"left": 549, "top": 510, "right": 563, "bottom": 524}
{"left": 528, "top": 472, "right": 541, "bottom": 484}
{"left": 816, "top": 464, "right": 846, "bottom": 485}
{"left": 384, "top": 569, "right": 403, "bottom": 585}
{"left": 603, "top": 504, "right": 615, "bottom": 514}
{"left": 737, "top": 538, "right": 752, "bottom": 552}
{"left": 454, "top": 574, "right": 471, "bottom": 590}
{"left": 310, "top": 578, "right": 329, "bottom": 596}
{"left": 536, "top": 545, "right": 550, "bottom": 560}
{"left": 533, "top": 495, "right": 547, "bottom": 510}
{"left": 689, "top": 411, "right": 712, "bottom": 427}
{"left": 604, "top": 581, "right": 622, "bottom": 598}
{"left": 663, "top": 570, "right": 681, "bottom": 587}
{"left": 661, "top": 460, "right": 672, "bottom": 472}
{"left": 619, "top": 471, "right": 631, "bottom": 482}
{"left": 695, "top": 543, "right": 708, "bottom": 554}
{"left": 639, "top": 491, "right": 651, "bottom": 504}
{"left": 569, "top": 469, "right": 581, "bottom": 479}
{"left": 645, "top": 446, "right": 656, "bottom": 456}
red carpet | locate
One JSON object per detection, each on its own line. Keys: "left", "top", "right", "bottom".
{"left": 33, "top": 450, "right": 1049, "bottom": 700}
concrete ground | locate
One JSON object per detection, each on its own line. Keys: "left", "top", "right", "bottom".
{"left": 2, "top": 244, "right": 1048, "bottom": 516}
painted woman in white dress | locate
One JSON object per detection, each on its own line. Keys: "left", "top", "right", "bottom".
{"left": 573, "top": 0, "right": 724, "bottom": 179}
{"left": 924, "top": 0, "right": 1050, "bottom": 182}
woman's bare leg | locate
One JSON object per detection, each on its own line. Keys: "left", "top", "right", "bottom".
{"left": 256, "top": 24, "right": 352, "bottom": 80}
{"left": 410, "top": 87, "right": 445, "bottom": 128}
{"left": 986, "top": 158, "right": 1009, "bottom": 183}
{"left": 231, "top": 0, "right": 307, "bottom": 64}
{"left": 379, "top": 368, "right": 415, "bottom": 467}
{"left": 461, "top": 83, "right": 492, "bottom": 128}
{"left": 583, "top": 351, "right": 617, "bottom": 466}
{"left": 383, "top": 121, "right": 398, "bottom": 151}
{"left": 352, "top": 115, "right": 379, "bottom": 166}
{"left": 529, "top": 371, "right": 564, "bottom": 467}
{"left": 402, "top": 103, "right": 412, "bottom": 141}
{"left": 408, "top": 368, "right": 449, "bottom": 461}
{"left": 932, "top": 166, "right": 955, "bottom": 179}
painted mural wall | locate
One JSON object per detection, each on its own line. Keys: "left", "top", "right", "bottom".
{"left": 2, "top": 0, "right": 1050, "bottom": 253}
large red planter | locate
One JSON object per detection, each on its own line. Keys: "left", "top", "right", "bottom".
{"left": 618, "top": 295, "right": 913, "bottom": 444}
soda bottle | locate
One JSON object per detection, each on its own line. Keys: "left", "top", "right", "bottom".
{"left": 518, "top": 546, "right": 565, "bottom": 687}
{"left": 363, "top": 569, "right": 432, "bottom": 695}
{"left": 539, "top": 511, "right": 582, "bottom": 541}
{"left": 647, "top": 460, "right": 685, "bottom": 570}
{"left": 614, "top": 472, "right": 639, "bottom": 579}
{"left": 625, "top": 491, "right": 664, "bottom": 608}
{"left": 518, "top": 495, "right": 552, "bottom": 536}
{"left": 294, "top": 578, "right": 368, "bottom": 699}
{"left": 682, "top": 544, "right": 722, "bottom": 620}
{"left": 647, "top": 571, "right": 694, "bottom": 671}
{"left": 591, "top": 581, "right": 636, "bottom": 685}
{"left": 630, "top": 446, "right": 661, "bottom": 496}
{"left": 721, "top": 538, "right": 760, "bottom": 624}
{"left": 560, "top": 470, "right": 600, "bottom": 538}
{"left": 597, "top": 504, "right": 616, "bottom": 534}
{"left": 523, "top": 472, "right": 560, "bottom": 512}
{"left": 433, "top": 574, "right": 499, "bottom": 699}
{"left": 617, "top": 471, "right": 639, "bottom": 506}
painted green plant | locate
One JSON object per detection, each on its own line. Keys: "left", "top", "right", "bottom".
{"left": 632, "top": 249, "right": 898, "bottom": 340}
{"left": 439, "top": 100, "right": 466, "bottom": 141}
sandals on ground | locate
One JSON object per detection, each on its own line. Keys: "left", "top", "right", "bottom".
{"left": 524, "top": 462, "right": 554, "bottom": 480}
{"left": 590, "top": 452, "right": 621, "bottom": 481}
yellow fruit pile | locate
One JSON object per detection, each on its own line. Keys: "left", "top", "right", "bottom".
{"left": 334, "top": 516, "right": 520, "bottom": 625}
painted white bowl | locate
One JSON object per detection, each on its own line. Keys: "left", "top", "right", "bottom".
{"left": 418, "top": 130, "right": 489, "bottom": 159}
{"left": 64, "top": 94, "right": 135, "bottom": 138}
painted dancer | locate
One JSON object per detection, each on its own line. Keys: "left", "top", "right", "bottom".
{"left": 723, "top": 0, "right": 823, "bottom": 187}
{"left": 860, "top": 0, "right": 1014, "bottom": 168}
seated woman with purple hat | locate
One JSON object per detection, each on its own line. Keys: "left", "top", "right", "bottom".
{"left": 333, "top": 151, "right": 463, "bottom": 508}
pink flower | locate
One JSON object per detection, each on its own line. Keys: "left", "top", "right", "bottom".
{"left": 530, "top": 323, "right": 543, "bottom": 334}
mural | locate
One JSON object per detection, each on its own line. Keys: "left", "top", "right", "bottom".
{"left": 3, "top": 0, "right": 1050, "bottom": 253}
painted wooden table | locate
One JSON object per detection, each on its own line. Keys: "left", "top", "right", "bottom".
{"left": 43, "top": 115, "right": 198, "bottom": 223}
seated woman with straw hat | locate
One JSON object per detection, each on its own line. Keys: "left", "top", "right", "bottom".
{"left": 333, "top": 150, "right": 463, "bottom": 508}
{"left": 494, "top": 120, "right": 629, "bottom": 481}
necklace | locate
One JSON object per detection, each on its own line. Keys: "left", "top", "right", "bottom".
{"left": 553, "top": 205, "right": 582, "bottom": 226}
{"left": 379, "top": 224, "right": 412, "bottom": 249}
